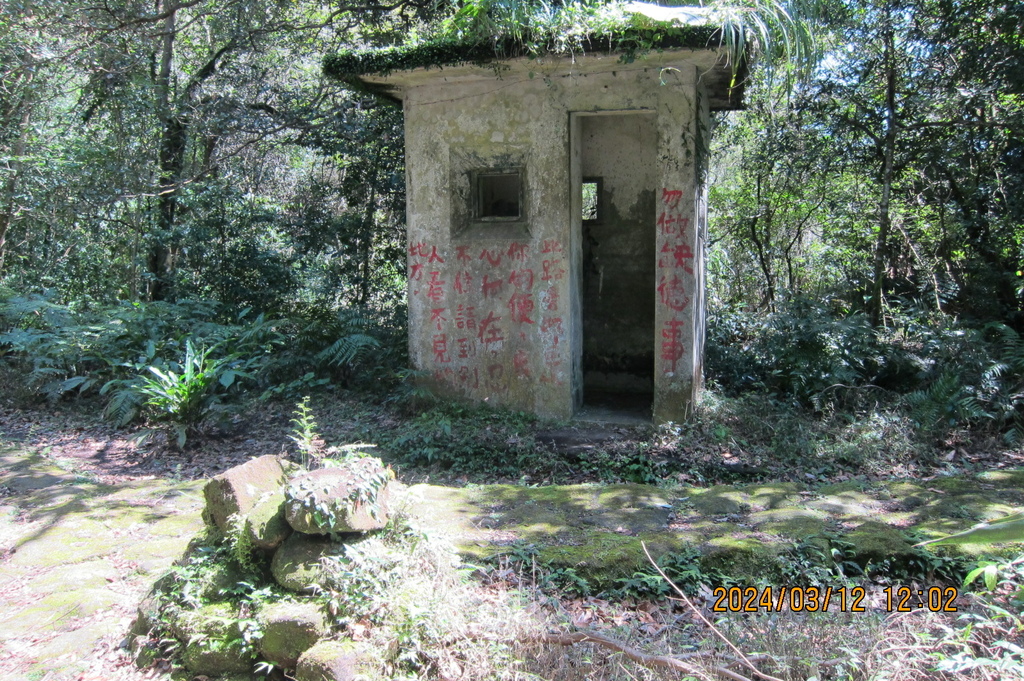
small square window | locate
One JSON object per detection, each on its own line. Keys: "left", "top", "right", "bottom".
{"left": 477, "top": 171, "right": 522, "bottom": 219}
{"left": 582, "top": 177, "right": 602, "bottom": 223}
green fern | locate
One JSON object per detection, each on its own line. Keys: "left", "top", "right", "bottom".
{"left": 101, "top": 378, "right": 147, "bottom": 427}
{"left": 316, "top": 333, "right": 380, "bottom": 368}
{"left": 906, "top": 370, "right": 988, "bottom": 438}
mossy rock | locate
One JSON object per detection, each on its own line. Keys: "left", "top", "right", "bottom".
{"left": 195, "top": 560, "right": 248, "bottom": 602}
{"left": 246, "top": 491, "right": 292, "bottom": 550}
{"left": 844, "top": 521, "right": 916, "bottom": 568}
{"left": 285, "top": 461, "right": 395, "bottom": 534}
{"left": 977, "top": 469, "right": 1024, "bottom": 487}
{"left": 750, "top": 509, "right": 828, "bottom": 539}
{"left": 204, "top": 455, "right": 289, "bottom": 532}
{"left": 689, "top": 486, "right": 749, "bottom": 515}
{"left": 816, "top": 481, "right": 871, "bottom": 495}
{"left": 745, "top": 482, "right": 804, "bottom": 510}
{"left": 295, "top": 639, "right": 375, "bottom": 681}
{"left": 271, "top": 532, "right": 349, "bottom": 592}
{"left": 805, "top": 490, "right": 881, "bottom": 518}
{"left": 172, "top": 602, "right": 255, "bottom": 675}
{"left": 535, "top": 531, "right": 678, "bottom": 590}
{"left": 700, "top": 534, "right": 784, "bottom": 581}
{"left": 257, "top": 600, "right": 330, "bottom": 668}
{"left": 127, "top": 591, "right": 165, "bottom": 668}
{"left": 922, "top": 477, "right": 983, "bottom": 494}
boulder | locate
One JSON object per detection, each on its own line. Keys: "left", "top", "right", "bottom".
{"left": 295, "top": 640, "right": 375, "bottom": 681}
{"left": 204, "top": 455, "right": 289, "bottom": 532}
{"left": 126, "top": 591, "right": 163, "bottom": 667}
{"left": 271, "top": 532, "right": 345, "bottom": 592}
{"left": 846, "top": 521, "right": 917, "bottom": 567}
{"left": 285, "top": 460, "right": 395, "bottom": 534}
{"left": 246, "top": 491, "right": 292, "bottom": 550}
{"left": 171, "top": 602, "right": 255, "bottom": 675}
{"left": 257, "top": 600, "right": 330, "bottom": 668}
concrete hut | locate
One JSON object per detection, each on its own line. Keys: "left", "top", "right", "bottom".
{"left": 326, "top": 4, "right": 746, "bottom": 423}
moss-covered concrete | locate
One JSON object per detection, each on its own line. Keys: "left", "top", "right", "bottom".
{"left": 0, "top": 445, "right": 205, "bottom": 681}
{"left": 401, "top": 472, "right": 1024, "bottom": 586}
{"left": 295, "top": 639, "right": 375, "bottom": 681}
{"left": 173, "top": 602, "right": 256, "bottom": 675}
{"left": 257, "top": 600, "right": 330, "bottom": 667}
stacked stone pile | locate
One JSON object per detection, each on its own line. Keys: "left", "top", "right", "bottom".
{"left": 131, "top": 454, "right": 395, "bottom": 680}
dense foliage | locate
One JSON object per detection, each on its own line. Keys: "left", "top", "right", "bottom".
{"left": 705, "top": 0, "right": 1024, "bottom": 444}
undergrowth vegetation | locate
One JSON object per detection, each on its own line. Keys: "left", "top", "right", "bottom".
{"left": 706, "top": 297, "right": 1024, "bottom": 447}
{"left": 138, "top": 502, "right": 1024, "bottom": 681}
{"left": 0, "top": 292, "right": 404, "bottom": 446}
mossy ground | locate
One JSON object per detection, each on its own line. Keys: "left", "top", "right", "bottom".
{"left": 0, "top": 445, "right": 205, "bottom": 680}
{"left": 402, "top": 473, "right": 1024, "bottom": 586}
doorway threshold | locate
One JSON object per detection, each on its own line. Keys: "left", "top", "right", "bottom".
{"left": 576, "top": 390, "right": 652, "bottom": 426}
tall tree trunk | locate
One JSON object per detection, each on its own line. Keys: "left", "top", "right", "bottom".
{"left": 0, "top": 63, "right": 35, "bottom": 276}
{"left": 357, "top": 148, "right": 382, "bottom": 307}
{"left": 148, "top": 3, "right": 180, "bottom": 301}
{"left": 0, "top": 105, "right": 32, "bottom": 276}
{"left": 871, "top": 5, "right": 897, "bottom": 328}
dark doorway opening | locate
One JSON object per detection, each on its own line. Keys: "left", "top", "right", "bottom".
{"left": 574, "top": 112, "right": 657, "bottom": 423}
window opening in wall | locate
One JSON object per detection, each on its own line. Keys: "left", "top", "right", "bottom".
{"left": 477, "top": 171, "right": 521, "bottom": 219}
{"left": 582, "top": 177, "right": 602, "bottom": 223}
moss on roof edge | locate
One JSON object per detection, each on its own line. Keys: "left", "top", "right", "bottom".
{"left": 323, "top": 25, "right": 721, "bottom": 84}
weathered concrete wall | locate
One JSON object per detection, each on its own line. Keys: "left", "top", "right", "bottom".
{"left": 652, "top": 66, "right": 705, "bottom": 423}
{"left": 401, "top": 60, "right": 705, "bottom": 421}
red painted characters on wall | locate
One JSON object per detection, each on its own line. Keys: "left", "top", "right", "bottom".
{"left": 412, "top": 238, "right": 566, "bottom": 394}
{"left": 657, "top": 189, "right": 694, "bottom": 377}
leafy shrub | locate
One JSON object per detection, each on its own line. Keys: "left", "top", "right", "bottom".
{"left": 706, "top": 296, "right": 882, "bottom": 404}
{"left": 378, "top": 402, "right": 542, "bottom": 478}
{"left": 0, "top": 292, "right": 403, "bottom": 423}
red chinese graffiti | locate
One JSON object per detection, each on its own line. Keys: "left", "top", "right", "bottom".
{"left": 541, "top": 287, "right": 560, "bottom": 312}
{"left": 455, "top": 304, "right": 476, "bottom": 330}
{"left": 541, "top": 316, "right": 563, "bottom": 334}
{"left": 541, "top": 258, "right": 565, "bottom": 282}
{"left": 513, "top": 349, "right": 531, "bottom": 378}
{"left": 426, "top": 271, "right": 445, "bottom": 302}
{"left": 508, "top": 268, "right": 534, "bottom": 292}
{"left": 430, "top": 308, "right": 448, "bottom": 330}
{"left": 456, "top": 366, "right": 479, "bottom": 389}
{"left": 657, "top": 275, "right": 691, "bottom": 312}
{"left": 456, "top": 337, "right": 476, "bottom": 359}
{"left": 456, "top": 245, "right": 472, "bottom": 262}
{"left": 480, "top": 248, "right": 503, "bottom": 267}
{"left": 658, "top": 241, "right": 694, "bottom": 272}
{"left": 432, "top": 333, "right": 451, "bottom": 363}
{"left": 481, "top": 274, "right": 503, "bottom": 298}
{"left": 410, "top": 242, "right": 445, "bottom": 263}
{"left": 507, "top": 292, "right": 536, "bottom": 324}
{"left": 454, "top": 271, "right": 472, "bottom": 294}
{"left": 661, "top": 188, "right": 683, "bottom": 209}
{"left": 507, "top": 242, "right": 529, "bottom": 261}
{"left": 541, "top": 239, "right": 563, "bottom": 254}
{"left": 478, "top": 311, "right": 504, "bottom": 347}
{"left": 660, "top": 319, "right": 686, "bottom": 373}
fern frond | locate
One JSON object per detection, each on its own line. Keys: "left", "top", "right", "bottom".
{"left": 103, "top": 382, "right": 146, "bottom": 427}
{"left": 316, "top": 333, "right": 380, "bottom": 368}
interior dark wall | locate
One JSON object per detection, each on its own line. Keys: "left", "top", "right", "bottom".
{"left": 580, "top": 113, "right": 657, "bottom": 394}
